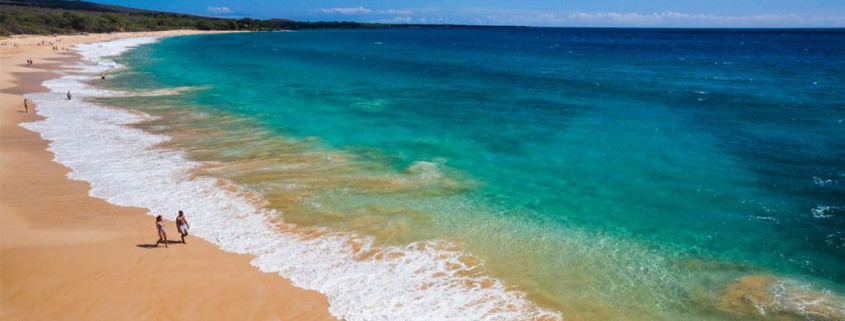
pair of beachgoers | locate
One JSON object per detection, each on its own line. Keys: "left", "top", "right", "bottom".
{"left": 155, "top": 211, "right": 190, "bottom": 248}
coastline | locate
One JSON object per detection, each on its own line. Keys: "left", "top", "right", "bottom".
{"left": 0, "top": 31, "right": 340, "bottom": 321}
{"left": 3, "top": 28, "right": 842, "bottom": 321}
{"left": 11, "top": 31, "right": 565, "bottom": 321}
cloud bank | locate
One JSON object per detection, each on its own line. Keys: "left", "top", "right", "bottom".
{"left": 309, "top": 7, "right": 845, "bottom": 27}
{"left": 316, "top": 6, "right": 373, "bottom": 15}
{"left": 475, "top": 10, "right": 845, "bottom": 27}
{"left": 207, "top": 6, "right": 232, "bottom": 14}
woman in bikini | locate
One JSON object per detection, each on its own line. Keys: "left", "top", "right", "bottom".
{"left": 155, "top": 215, "right": 168, "bottom": 248}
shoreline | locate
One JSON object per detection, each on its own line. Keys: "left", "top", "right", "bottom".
{"left": 8, "top": 31, "right": 564, "bottom": 321}
{"left": 1, "top": 31, "right": 340, "bottom": 321}
{"left": 4, "top": 29, "right": 843, "bottom": 321}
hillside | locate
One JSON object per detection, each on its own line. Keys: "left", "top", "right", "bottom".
{"left": 0, "top": 0, "right": 378, "bottom": 35}
{"left": 1, "top": 0, "right": 154, "bottom": 13}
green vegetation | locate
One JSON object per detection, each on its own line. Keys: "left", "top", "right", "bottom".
{"left": 0, "top": 0, "right": 381, "bottom": 35}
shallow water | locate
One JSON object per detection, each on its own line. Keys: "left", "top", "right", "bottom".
{"left": 45, "top": 29, "right": 845, "bottom": 320}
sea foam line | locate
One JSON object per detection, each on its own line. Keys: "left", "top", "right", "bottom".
{"left": 20, "top": 36, "right": 562, "bottom": 321}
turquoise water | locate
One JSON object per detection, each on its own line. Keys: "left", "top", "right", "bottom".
{"left": 109, "top": 28, "right": 844, "bottom": 320}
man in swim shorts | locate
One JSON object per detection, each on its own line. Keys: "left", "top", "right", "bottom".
{"left": 175, "top": 210, "right": 190, "bottom": 244}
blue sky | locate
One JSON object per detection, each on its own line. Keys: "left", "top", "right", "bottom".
{"left": 99, "top": 0, "right": 845, "bottom": 27}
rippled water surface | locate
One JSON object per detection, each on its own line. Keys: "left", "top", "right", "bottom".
{"left": 104, "top": 28, "right": 845, "bottom": 320}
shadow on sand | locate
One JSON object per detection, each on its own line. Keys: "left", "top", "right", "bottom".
{"left": 136, "top": 240, "right": 183, "bottom": 248}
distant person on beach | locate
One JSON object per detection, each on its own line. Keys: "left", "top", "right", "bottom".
{"left": 155, "top": 215, "right": 168, "bottom": 248}
{"left": 101, "top": 73, "right": 106, "bottom": 80}
{"left": 175, "top": 210, "right": 190, "bottom": 244}
{"left": 66, "top": 91, "right": 72, "bottom": 100}
{"left": 24, "top": 99, "right": 28, "bottom": 113}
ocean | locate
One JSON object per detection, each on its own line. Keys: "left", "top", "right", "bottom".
{"left": 24, "top": 28, "right": 845, "bottom": 321}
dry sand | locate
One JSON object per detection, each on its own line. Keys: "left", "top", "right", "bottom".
{"left": 0, "top": 31, "right": 340, "bottom": 321}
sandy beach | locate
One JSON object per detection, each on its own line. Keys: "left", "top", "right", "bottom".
{"left": 0, "top": 31, "right": 339, "bottom": 321}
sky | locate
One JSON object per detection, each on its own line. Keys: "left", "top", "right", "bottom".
{"left": 98, "top": 0, "right": 845, "bottom": 27}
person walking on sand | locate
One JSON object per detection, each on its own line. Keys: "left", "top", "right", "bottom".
{"left": 155, "top": 215, "right": 168, "bottom": 248}
{"left": 23, "top": 99, "right": 28, "bottom": 113}
{"left": 175, "top": 210, "right": 190, "bottom": 244}
{"left": 66, "top": 91, "right": 72, "bottom": 100}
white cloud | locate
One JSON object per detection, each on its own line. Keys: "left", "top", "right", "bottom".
{"left": 559, "top": 11, "right": 811, "bottom": 27}
{"left": 380, "top": 9, "right": 414, "bottom": 15}
{"left": 378, "top": 16, "right": 413, "bottom": 23}
{"left": 207, "top": 6, "right": 232, "bottom": 14}
{"left": 316, "top": 6, "right": 372, "bottom": 15}
{"left": 462, "top": 9, "right": 845, "bottom": 27}
{"left": 313, "top": 7, "right": 416, "bottom": 17}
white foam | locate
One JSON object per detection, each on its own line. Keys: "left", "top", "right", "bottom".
{"left": 811, "top": 206, "right": 837, "bottom": 219}
{"left": 813, "top": 176, "right": 839, "bottom": 187}
{"left": 73, "top": 37, "right": 160, "bottom": 72}
{"left": 21, "top": 37, "right": 561, "bottom": 321}
{"left": 405, "top": 161, "right": 443, "bottom": 180}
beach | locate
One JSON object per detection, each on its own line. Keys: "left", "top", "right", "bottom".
{"left": 0, "top": 31, "right": 339, "bottom": 321}
{"left": 2, "top": 27, "right": 843, "bottom": 321}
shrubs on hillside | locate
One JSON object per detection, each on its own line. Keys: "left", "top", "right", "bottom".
{"left": 0, "top": 4, "right": 381, "bottom": 35}
{"left": 0, "top": 5, "right": 245, "bottom": 35}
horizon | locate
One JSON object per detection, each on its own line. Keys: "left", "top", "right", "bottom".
{"left": 90, "top": 0, "right": 845, "bottom": 28}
